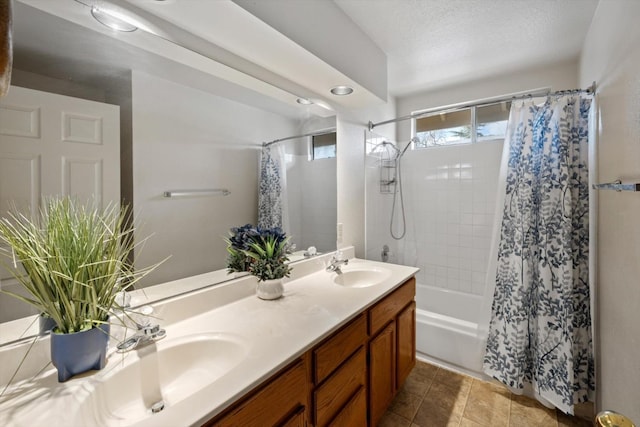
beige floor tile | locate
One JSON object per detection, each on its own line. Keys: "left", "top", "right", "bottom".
{"left": 413, "top": 361, "right": 439, "bottom": 380}
{"left": 460, "top": 417, "right": 486, "bottom": 427}
{"left": 556, "top": 410, "right": 592, "bottom": 427}
{"left": 389, "top": 388, "right": 424, "bottom": 421}
{"left": 382, "top": 368, "right": 585, "bottom": 427}
{"left": 509, "top": 394, "right": 558, "bottom": 427}
{"left": 433, "top": 367, "right": 473, "bottom": 396}
{"left": 470, "top": 378, "right": 511, "bottom": 397}
{"left": 403, "top": 370, "right": 435, "bottom": 397}
{"left": 572, "top": 402, "right": 594, "bottom": 422}
{"left": 463, "top": 379, "right": 511, "bottom": 427}
{"left": 378, "top": 410, "right": 413, "bottom": 427}
{"left": 412, "top": 381, "right": 468, "bottom": 427}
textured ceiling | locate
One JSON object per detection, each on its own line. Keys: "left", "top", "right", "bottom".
{"left": 334, "top": 0, "right": 600, "bottom": 96}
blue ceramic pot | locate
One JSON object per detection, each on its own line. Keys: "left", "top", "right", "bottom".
{"left": 50, "top": 322, "right": 110, "bottom": 382}
{"left": 38, "top": 314, "right": 57, "bottom": 335}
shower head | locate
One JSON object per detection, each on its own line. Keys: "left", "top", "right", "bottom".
{"left": 370, "top": 141, "right": 400, "bottom": 159}
{"left": 397, "top": 137, "right": 418, "bottom": 159}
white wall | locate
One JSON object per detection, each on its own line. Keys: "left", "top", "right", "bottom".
{"left": 286, "top": 115, "right": 337, "bottom": 252}
{"left": 132, "top": 71, "right": 297, "bottom": 286}
{"left": 337, "top": 100, "right": 396, "bottom": 258}
{"left": 579, "top": 1, "right": 640, "bottom": 421}
{"left": 396, "top": 59, "right": 579, "bottom": 142}
{"left": 287, "top": 154, "right": 337, "bottom": 253}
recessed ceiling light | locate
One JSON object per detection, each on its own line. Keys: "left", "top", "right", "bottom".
{"left": 296, "top": 97, "right": 313, "bottom": 105}
{"left": 330, "top": 86, "right": 354, "bottom": 96}
{"left": 91, "top": 7, "right": 138, "bottom": 32}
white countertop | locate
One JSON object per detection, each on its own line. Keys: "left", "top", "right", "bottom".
{"left": 0, "top": 251, "right": 418, "bottom": 427}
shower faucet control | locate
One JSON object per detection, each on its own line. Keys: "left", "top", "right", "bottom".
{"left": 381, "top": 244, "right": 390, "bottom": 262}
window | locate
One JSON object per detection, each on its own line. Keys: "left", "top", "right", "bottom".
{"left": 312, "top": 132, "right": 336, "bottom": 159}
{"left": 414, "top": 101, "right": 510, "bottom": 149}
{"left": 476, "top": 102, "right": 510, "bottom": 142}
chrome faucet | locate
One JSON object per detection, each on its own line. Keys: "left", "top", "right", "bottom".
{"left": 116, "top": 305, "right": 166, "bottom": 352}
{"left": 326, "top": 251, "right": 349, "bottom": 274}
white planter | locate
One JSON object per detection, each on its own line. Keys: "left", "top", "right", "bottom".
{"left": 256, "top": 279, "right": 284, "bottom": 300}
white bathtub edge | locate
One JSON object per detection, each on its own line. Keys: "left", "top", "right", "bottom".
{"left": 415, "top": 308, "right": 486, "bottom": 376}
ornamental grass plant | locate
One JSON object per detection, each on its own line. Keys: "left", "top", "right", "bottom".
{"left": 0, "top": 197, "right": 155, "bottom": 334}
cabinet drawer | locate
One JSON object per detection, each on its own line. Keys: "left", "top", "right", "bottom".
{"left": 281, "top": 406, "right": 306, "bottom": 427}
{"left": 209, "top": 359, "right": 307, "bottom": 426}
{"left": 314, "top": 347, "right": 366, "bottom": 427}
{"left": 369, "top": 277, "right": 415, "bottom": 335}
{"left": 327, "top": 385, "right": 366, "bottom": 427}
{"left": 314, "top": 314, "right": 367, "bottom": 384}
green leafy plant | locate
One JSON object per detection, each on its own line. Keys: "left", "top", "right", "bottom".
{"left": 224, "top": 224, "right": 256, "bottom": 274}
{"left": 0, "top": 197, "right": 156, "bottom": 334}
{"left": 243, "top": 230, "right": 292, "bottom": 282}
{"left": 225, "top": 247, "right": 249, "bottom": 274}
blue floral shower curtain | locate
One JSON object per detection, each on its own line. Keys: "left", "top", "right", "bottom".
{"left": 258, "top": 144, "right": 288, "bottom": 229}
{"left": 483, "top": 95, "right": 594, "bottom": 414}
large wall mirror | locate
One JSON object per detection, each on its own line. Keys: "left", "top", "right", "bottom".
{"left": 0, "top": 1, "right": 337, "bottom": 337}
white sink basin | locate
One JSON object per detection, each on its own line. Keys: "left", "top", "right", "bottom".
{"left": 78, "top": 333, "right": 249, "bottom": 426}
{"left": 332, "top": 266, "right": 392, "bottom": 288}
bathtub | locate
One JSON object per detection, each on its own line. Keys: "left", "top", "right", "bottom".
{"left": 415, "top": 283, "right": 487, "bottom": 376}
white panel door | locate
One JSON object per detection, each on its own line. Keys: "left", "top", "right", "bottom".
{"left": 0, "top": 85, "right": 120, "bottom": 322}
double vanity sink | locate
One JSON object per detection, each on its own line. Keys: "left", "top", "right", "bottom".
{"left": 0, "top": 249, "right": 418, "bottom": 427}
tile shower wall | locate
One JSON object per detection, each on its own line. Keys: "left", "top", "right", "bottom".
{"left": 365, "top": 135, "right": 398, "bottom": 262}
{"left": 368, "top": 140, "right": 503, "bottom": 296}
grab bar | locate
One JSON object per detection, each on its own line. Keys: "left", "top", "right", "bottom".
{"left": 163, "top": 189, "right": 230, "bottom": 198}
{"left": 592, "top": 181, "right": 640, "bottom": 192}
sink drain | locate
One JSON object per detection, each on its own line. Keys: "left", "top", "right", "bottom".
{"left": 150, "top": 401, "right": 165, "bottom": 414}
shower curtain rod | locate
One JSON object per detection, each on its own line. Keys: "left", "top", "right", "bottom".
{"left": 368, "top": 82, "right": 597, "bottom": 131}
{"left": 263, "top": 127, "right": 337, "bottom": 147}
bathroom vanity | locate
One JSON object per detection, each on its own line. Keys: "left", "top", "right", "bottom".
{"left": 207, "top": 277, "right": 416, "bottom": 427}
{"left": 0, "top": 248, "right": 418, "bottom": 427}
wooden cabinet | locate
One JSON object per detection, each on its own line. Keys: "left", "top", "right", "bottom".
{"left": 397, "top": 301, "right": 417, "bottom": 387}
{"left": 327, "top": 385, "right": 367, "bottom": 427}
{"left": 203, "top": 277, "right": 416, "bottom": 427}
{"left": 312, "top": 314, "right": 367, "bottom": 426}
{"left": 205, "top": 358, "right": 308, "bottom": 427}
{"left": 369, "top": 278, "right": 416, "bottom": 427}
{"left": 313, "top": 314, "right": 367, "bottom": 384}
{"left": 369, "top": 322, "right": 396, "bottom": 426}
{"left": 281, "top": 407, "right": 306, "bottom": 427}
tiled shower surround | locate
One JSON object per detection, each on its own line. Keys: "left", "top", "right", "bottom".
{"left": 366, "top": 137, "right": 503, "bottom": 297}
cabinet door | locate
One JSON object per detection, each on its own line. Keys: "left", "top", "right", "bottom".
{"left": 369, "top": 322, "right": 396, "bottom": 427}
{"left": 397, "top": 302, "right": 416, "bottom": 388}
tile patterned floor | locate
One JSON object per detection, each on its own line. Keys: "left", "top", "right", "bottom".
{"left": 379, "top": 361, "right": 593, "bottom": 427}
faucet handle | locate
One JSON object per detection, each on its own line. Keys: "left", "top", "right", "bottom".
{"left": 130, "top": 305, "right": 154, "bottom": 329}
{"left": 114, "top": 290, "right": 131, "bottom": 309}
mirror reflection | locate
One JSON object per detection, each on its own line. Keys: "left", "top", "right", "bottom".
{"left": 0, "top": 2, "right": 337, "bottom": 332}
